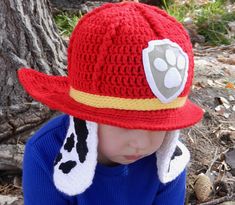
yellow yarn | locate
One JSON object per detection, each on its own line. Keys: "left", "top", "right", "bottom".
{"left": 69, "top": 87, "right": 187, "bottom": 111}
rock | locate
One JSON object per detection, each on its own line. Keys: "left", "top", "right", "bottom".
{"left": 228, "top": 21, "right": 235, "bottom": 33}
{"left": 218, "top": 202, "right": 235, "bottom": 205}
{"left": 224, "top": 147, "right": 235, "bottom": 176}
{"left": 0, "top": 195, "right": 18, "bottom": 205}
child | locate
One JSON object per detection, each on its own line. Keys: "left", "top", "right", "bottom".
{"left": 18, "top": 1, "right": 203, "bottom": 205}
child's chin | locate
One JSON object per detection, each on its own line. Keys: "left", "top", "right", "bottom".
{"left": 118, "top": 159, "right": 139, "bottom": 165}
{"left": 110, "top": 155, "right": 145, "bottom": 165}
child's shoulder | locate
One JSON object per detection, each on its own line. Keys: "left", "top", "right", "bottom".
{"left": 26, "top": 114, "right": 69, "bottom": 147}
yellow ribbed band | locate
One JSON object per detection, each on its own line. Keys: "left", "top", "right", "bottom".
{"left": 69, "top": 87, "right": 187, "bottom": 111}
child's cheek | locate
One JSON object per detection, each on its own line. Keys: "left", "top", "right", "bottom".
{"left": 100, "top": 139, "right": 124, "bottom": 157}
{"left": 152, "top": 136, "right": 165, "bottom": 151}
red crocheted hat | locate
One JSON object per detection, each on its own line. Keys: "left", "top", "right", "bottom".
{"left": 18, "top": 2, "right": 203, "bottom": 130}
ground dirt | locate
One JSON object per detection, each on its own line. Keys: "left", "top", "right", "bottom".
{"left": 0, "top": 43, "right": 235, "bottom": 205}
{"left": 184, "top": 43, "right": 235, "bottom": 205}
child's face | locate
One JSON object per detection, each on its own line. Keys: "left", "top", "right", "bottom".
{"left": 97, "top": 124, "right": 166, "bottom": 166}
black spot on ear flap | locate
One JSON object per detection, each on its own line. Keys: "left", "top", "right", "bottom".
{"left": 171, "top": 146, "right": 182, "bottom": 161}
{"left": 64, "top": 133, "right": 75, "bottom": 152}
{"left": 54, "top": 152, "right": 62, "bottom": 166}
{"left": 73, "top": 118, "right": 89, "bottom": 163}
{"left": 59, "top": 161, "right": 77, "bottom": 174}
{"left": 168, "top": 146, "right": 183, "bottom": 172}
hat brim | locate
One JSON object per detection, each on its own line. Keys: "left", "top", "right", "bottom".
{"left": 18, "top": 68, "right": 204, "bottom": 131}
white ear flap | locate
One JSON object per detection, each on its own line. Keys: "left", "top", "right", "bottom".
{"left": 53, "top": 116, "right": 98, "bottom": 196}
{"left": 156, "top": 130, "right": 190, "bottom": 183}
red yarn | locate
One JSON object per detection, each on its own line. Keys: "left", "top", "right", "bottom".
{"left": 18, "top": 2, "right": 203, "bottom": 131}
{"left": 67, "top": 3, "right": 194, "bottom": 99}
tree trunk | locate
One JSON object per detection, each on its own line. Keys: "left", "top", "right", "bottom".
{"left": 0, "top": 0, "right": 67, "bottom": 143}
{"left": 0, "top": 144, "right": 24, "bottom": 170}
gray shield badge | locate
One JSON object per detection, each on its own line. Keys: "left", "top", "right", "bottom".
{"left": 142, "top": 39, "right": 189, "bottom": 104}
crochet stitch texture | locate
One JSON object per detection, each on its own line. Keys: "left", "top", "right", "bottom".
{"left": 18, "top": 2, "right": 203, "bottom": 130}
{"left": 68, "top": 3, "right": 193, "bottom": 98}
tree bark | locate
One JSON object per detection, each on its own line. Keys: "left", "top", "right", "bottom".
{"left": 0, "top": 144, "right": 24, "bottom": 170}
{"left": 0, "top": 0, "right": 67, "bottom": 143}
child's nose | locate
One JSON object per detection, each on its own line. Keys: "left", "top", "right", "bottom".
{"left": 129, "top": 133, "right": 151, "bottom": 150}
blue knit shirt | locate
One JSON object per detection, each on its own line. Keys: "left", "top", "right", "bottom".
{"left": 23, "top": 114, "right": 186, "bottom": 205}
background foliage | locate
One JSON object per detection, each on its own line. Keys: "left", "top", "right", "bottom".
{"left": 54, "top": 0, "right": 235, "bottom": 45}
